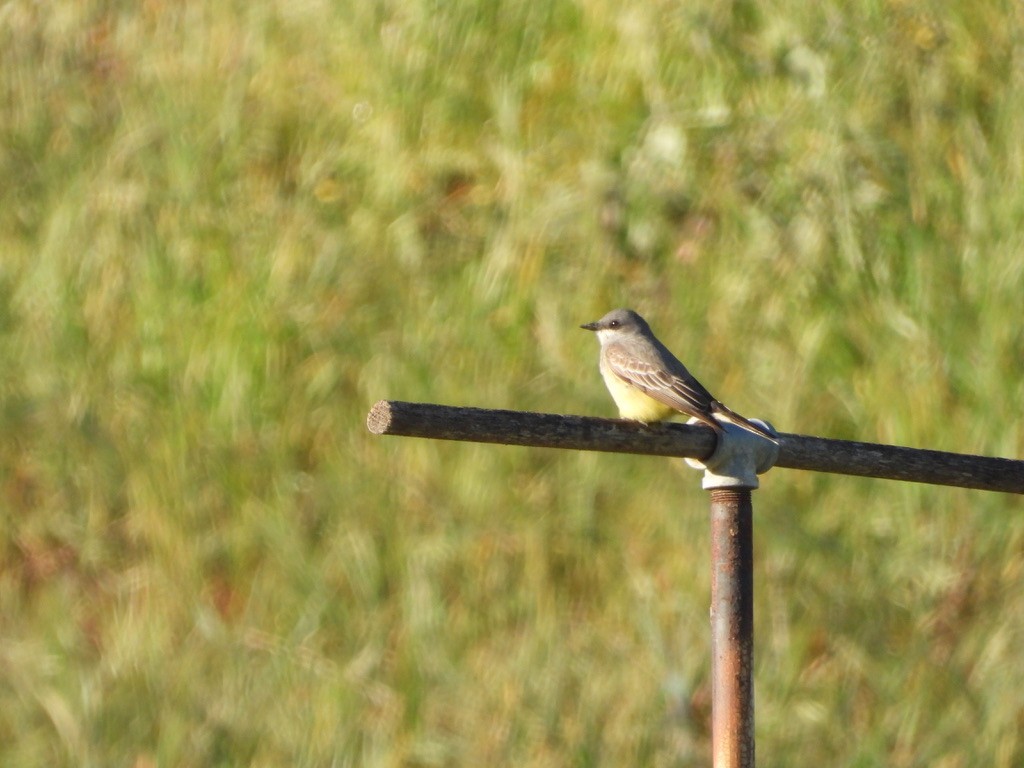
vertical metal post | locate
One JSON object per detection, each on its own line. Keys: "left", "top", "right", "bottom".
{"left": 709, "top": 487, "right": 755, "bottom": 768}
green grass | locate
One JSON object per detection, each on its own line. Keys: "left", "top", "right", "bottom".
{"left": 2, "top": 0, "right": 1023, "bottom": 765}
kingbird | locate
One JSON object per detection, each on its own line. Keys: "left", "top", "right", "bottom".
{"left": 581, "top": 308, "right": 775, "bottom": 440}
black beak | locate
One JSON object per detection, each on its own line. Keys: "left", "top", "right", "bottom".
{"left": 580, "top": 321, "right": 600, "bottom": 331}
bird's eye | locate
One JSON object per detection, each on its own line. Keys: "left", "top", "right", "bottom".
{"left": 609, "top": 320, "right": 619, "bottom": 328}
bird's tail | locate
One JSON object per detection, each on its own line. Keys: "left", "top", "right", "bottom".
{"left": 709, "top": 402, "right": 778, "bottom": 442}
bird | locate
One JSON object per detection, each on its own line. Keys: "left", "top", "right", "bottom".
{"left": 581, "top": 308, "right": 776, "bottom": 440}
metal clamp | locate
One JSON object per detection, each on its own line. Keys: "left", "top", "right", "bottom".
{"left": 685, "top": 419, "right": 779, "bottom": 490}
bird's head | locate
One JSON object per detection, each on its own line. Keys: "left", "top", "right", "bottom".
{"left": 581, "top": 308, "right": 650, "bottom": 340}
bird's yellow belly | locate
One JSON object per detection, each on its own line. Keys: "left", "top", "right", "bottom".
{"left": 599, "top": 365, "right": 674, "bottom": 423}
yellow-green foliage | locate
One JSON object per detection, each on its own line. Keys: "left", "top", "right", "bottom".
{"left": 2, "top": 1, "right": 1022, "bottom": 765}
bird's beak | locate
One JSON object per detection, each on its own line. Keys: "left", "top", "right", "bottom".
{"left": 580, "top": 321, "right": 600, "bottom": 331}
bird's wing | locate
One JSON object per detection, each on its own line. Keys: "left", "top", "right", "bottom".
{"left": 603, "top": 343, "right": 715, "bottom": 418}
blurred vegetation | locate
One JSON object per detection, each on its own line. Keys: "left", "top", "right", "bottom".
{"left": 1, "top": 0, "right": 1023, "bottom": 765}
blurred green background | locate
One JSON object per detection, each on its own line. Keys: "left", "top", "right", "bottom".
{"left": 2, "top": 1, "right": 1023, "bottom": 765}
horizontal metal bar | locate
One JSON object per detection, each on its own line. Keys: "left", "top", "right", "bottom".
{"left": 367, "top": 400, "right": 1024, "bottom": 494}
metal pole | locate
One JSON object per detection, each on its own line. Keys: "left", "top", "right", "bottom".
{"left": 709, "top": 487, "right": 755, "bottom": 768}
{"left": 368, "top": 400, "right": 1024, "bottom": 494}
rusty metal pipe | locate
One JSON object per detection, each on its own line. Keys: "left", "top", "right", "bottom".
{"left": 709, "top": 487, "right": 755, "bottom": 768}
